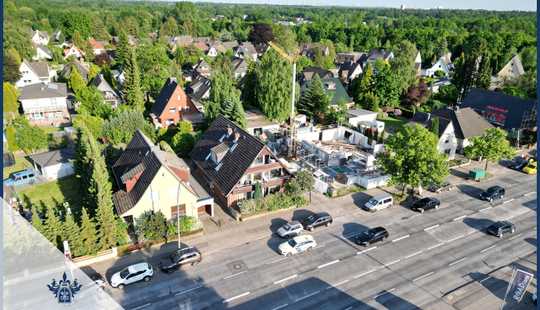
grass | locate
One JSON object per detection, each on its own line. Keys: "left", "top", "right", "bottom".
{"left": 3, "top": 154, "right": 32, "bottom": 179}
{"left": 17, "top": 175, "right": 81, "bottom": 208}
{"left": 331, "top": 184, "right": 365, "bottom": 198}
{"left": 377, "top": 115, "right": 408, "bottom": 133}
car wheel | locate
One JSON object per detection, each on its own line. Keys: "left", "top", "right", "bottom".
{"left": 435, "top": 205, "right": 440, "bottom": 209}
{"left": 309, "top": 227, "right": 313, "bottom": 232}
{"left": 143, "top": 276, "right": 151, "bottom": 282}
{"left": 118, "top": 284, "right": 125, "bottom": 289}
{"left": 286, "top": 252, "right": 292, "bottom": 257}
{"left": 511, "top": 228, "right": 515, "bottom": 233}
{"left": 325, "top": 222, "right": 330, "bottom": 227}
{"left": 489, "top": 198, "right": 493, "bottom": 203}
{"left": 420, "top": 209, "right": 424, "bottom": 214}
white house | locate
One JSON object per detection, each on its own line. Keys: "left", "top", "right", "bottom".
{"left": 90, "top": 74, "right": 122, "bottom": 108}
{"left": 31, "top": 30, "right": 49, "bottom": 46}
{"left": 234, "top": 42, "right": 258, "bottom": 61}
{"left": 63, "top": 44, "right": 84, "bottom": 60}
{"left": 490, "top": 55, "right": 525, "bottom": 89}
{"left": 29, "top": 148, "right": 75, "bottom": 180}
{"left": 16, "top": 60, "right": 52, "bottom": 88}
{"left": 245, "top": 109, "right": 281, "bottom": 139}
{"left": 347, "top": 108, "right": 379, "bottom": 128}
{"left": 424, "top": 53, "right": 453, "bottom": 77}
{"left": 206, "top": 45, "right": 219, "bottom": 57}
{"left": 33, "top": 45, "right": 53, "bottom": 61}
{"left": 409, "top": 112, "right": 458, "bottom": 159}
{"left": 19, "top": 83, "right": 70, "bottom": 127}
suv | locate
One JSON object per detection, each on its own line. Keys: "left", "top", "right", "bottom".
{"left": 480, "top": 186, "right": 505, "bottom": 202}
{"left": 487, "top": 221, "right": 515, "bottom": 238}
{"left": 4, "top": 169, "right": 37, "bottom": 187}
{"left": 276, "top": 221, "right": 303, "bottom": 238}
{"left": 355, "top": 227, "right": 389, "bottom": 246}
{"left": 301, "top": 212, "right": 333, "bottom": 231}
{"left": 363, "top": 195, "right": 393, "bottom": 212}
{"left": 158, "top": 247, "right": 202, "bottom": 273}
{"left": 410, "top": 197, "right": 440, "bottom": 213}
{"left": 278, "top": 235, "right": 317, "bottom": 256}
{"left": 110, "top": 262, "right": 153, "bottom": 288}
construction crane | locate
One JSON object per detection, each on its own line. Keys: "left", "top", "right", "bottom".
{"left": 268, "top": 41, "right": 298, "bottom": 158}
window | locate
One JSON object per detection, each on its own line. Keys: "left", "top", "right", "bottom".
{"left": 253, "top": 173, "right": 262, "bottom": 181}
{"left": 169, "top": 107, "right": 176, "bottom": 113}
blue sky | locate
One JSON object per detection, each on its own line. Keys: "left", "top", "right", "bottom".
{"left": 188, "top": 0, "right": 536, "bottom": 11}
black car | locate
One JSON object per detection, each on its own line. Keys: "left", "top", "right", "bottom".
{"left": 355, "top": 227, "right": 389, "bottom": 246}
{"left": 301, "top": 212, "right": 333, "bottom": 231}
{"left": 508, "top": 159, "right": 527, "bottom": 171}
{"left": 480, "top": 186, "right": 505, "bottom": 202}
{"left": 410, "top": 197, "right": 440, "bottom": 213}
{"left": 487, "top": 221, "right": 515, "bottom": 238}
{"left": 158, "top": 247, "right": 202, "bottom": 273}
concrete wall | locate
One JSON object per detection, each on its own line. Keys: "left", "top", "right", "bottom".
{"left": 41, "top": 163, "right": 74, "bottom": 180}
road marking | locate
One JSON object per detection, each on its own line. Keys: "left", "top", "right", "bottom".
{"left": 332, "top": 279, "right": 350, "bottom": 287}
{"left": 268, "top": 257, "right": 288, "bottom": 265}
{"left": 392, "top": 234, "right": 410, "bottom": 242}
{"left": 174, "top": 284, "right": 203, "bottom": 296}
{"left": 223, "top": 291, "right": 251, "bottom": 303}
{"left": 271, "top": 303, "right": 289, "bottom": 310}
{"left": 295, "top": 290, "right": 320, "bottom": 302}
{"left": 357, "top": 247, "right": 377, "bottom": 255}
{"left": 130, "top": 303, "right": 151, "bottom": 310}
{"left": 373, "top": 288, "right": 396, "bottom": 299}
{"left": 453, "top": 215, "right": 467, "bottom": 221}
{"left": 384, "top": 259, "right": 401, "bottom": 267}
{"left": 508, "top": 233, "right": 522, "bottom": 241}
{"left": 525, "top": 192, "right": 535, "bottom": 196}
{"left": 427, "top": 243, "right": 443, "bottom": 250}
{"left": 344, "top": 307, "right": 353, "bottom": 310}
{"left": 503, "top": 198, "right": 514, "bottom": 204}
{"left": 479, "top": 207, "right": 491, "bottom": 212}
{"left": 448, "top": 257, "right": 467, "bottom": 266}
{"left": 354, "top": 269, "right": 376, "bottom": 279}
{"left": 317, "top": 259, "right": 340, "bottom": 269}
{"left": 413, "top": 271, "right": 435, "bottom": 282}
{"left": 274, "top": 274, "right": 298, "bottom": 285}
{"left": 480, "top": 245, "right": 496, "bottom": 253}
{"left": 424, "top": 224, "right": 440, "bottom": 231}
{"left": 405, "top": 251, "right": 423, "bottom": 259}
{"left": 447, "top": 235, "right": 464, "bottom": 243}
{"left": 479, "top": 276, "right": 490, "bottom": 284}
{"left": 223, "top": 270, "right": 247, "bottom": 280}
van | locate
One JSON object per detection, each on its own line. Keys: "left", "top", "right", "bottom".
{"left": 4, "top": 169, "right": 37, "bottom": 187}
{"left": 363, "top": 195, "right": 393, "bottom": 212}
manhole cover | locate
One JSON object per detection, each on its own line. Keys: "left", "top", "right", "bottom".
{"left": 227, "top": 260, "right": 247, "bottom": 273}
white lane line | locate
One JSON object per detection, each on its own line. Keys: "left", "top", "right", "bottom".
{"left": 392, "top": 234, "right": 410, "bottom": 242}
{"left": 223, "top": 270, "right": 247, "bottom": 280}
{"left": 295, "top": 290, "right": 320, "bottom": 302}
{"left": 357, "top": 247, "right": 377, "bottom": 255}
{"left": 372, "top": 288, "right": 396, "bottom": 299}
{"left": 384, "top": 259, "right": 401, "bottom": 267}
{"left": 223, "top": 291, "right": 251, "bottom": 303}
{"left": 354, "top": 269, "right": 376, "bottom": 279}
{"left": 508, "top": 233, "right": 522, "bottom": 241}
{"left": 332, "top": 279, "right": 350, "bottom": 287}
{"left": 480, "top": 245, "right": 496, "bottom": 253}
{"left": 479, "top": 276, "right": 491, "bottom": 284}
{"left": 130, "top": 303, "right": 151, "bottom": 310}
{"left": 453, "top": 215, "right": 467, "bottom": 221}
{"left": 268, "top": 257, "right": 288, "bottom": 265}
{"left": 344, "top": 307, "right": 353, "bottom": 310}
{"left": 317, "top": 259, "right": 340, "bottom": 269}
{"left": 274, "top": 274, "right": 298, "bottom": 285}
{"left": 413, "top": 271, "right": 435, "bottom": 282}
{"left": 427, "top": 243, "right": 443, "bottom": 250}
{"left": 448, "top": 257, "right": 467, "bottom": 266}
{"left": 175, "top": 284, "right": 203, "bottom": 296}
{"left": 424, "top": 224, "right": 440, "bottom": 231}
{"left": 525, "top": 192, "right": 535, "bottom": 196}
{"left": 447, "top": 235, "right": 464, "bottom": 243}
{"left": 405, "top": 251, "right": 423, "bottom": 259}
{"left": 503, "top": 198, "right": 515, "bottom": 204}
{"left": 271, "top": 303, "right": 289, "bottom": 310}
{"left": 479, "top": 207, "right": 491, "bottom": 212}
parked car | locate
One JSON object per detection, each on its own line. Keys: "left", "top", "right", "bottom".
{"left": 486, "top": 221, "right": 515, "bottom": 238}
{"left": 276, "top": 221, "right": 303, "bottom": 238}
{"left": 355, "top": 227, "right": 389, "bottom": 246}
{"left": 4, "top": 169, "right": 37, "bottom": 187}
{"left": 427, "top": 182, "right": 455, "bottom": 193}
{"left": 410, "top": 197, "right": 440, "bottom": 213}
{"left": 532, "top": 292, "right": 537, "bottom": 306}
{"left": 158, "top": 247, "right": 202, "bottom": 273}
{"left": 300, "top": 212, "right": 333, "bottom": 231}
{"left": 480, "top": 186, "right": 505, "bottom": 202}
{"left": 522, "top": 158, "right": 537, "bottom": 175}
{"left": 363, "top": 195, "right": 393, "bottom": 212}
{"left": 110, "top": 262, "right": 153, "bottom": 288}
{"left": 278, "top": 235, "right": 317, "bottom": 256}
{"left": 508, "top": 158, "right": 528, "bottom": 171}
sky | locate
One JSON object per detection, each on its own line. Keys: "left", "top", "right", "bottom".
{"left": 187, "top": 0, "right": 536, "bottom": 11}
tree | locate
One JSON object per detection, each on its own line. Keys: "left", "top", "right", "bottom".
{"left": 248, "top": 23, "right": 274, "bottom": 45}
{"left": 135, "top": 211, "right": 168, "bottom": 242}
{"left": 62, "top": 212, "right": 84, "bottom": 257}
{"left": 520, "top": 46, "right": 536, "bottom": 73}
{"left": 159, "top": 16, "right": 178, "bottom": 38}
{"left": 116, "top": 30, "right": 129, "bottom": 66}
{"left": 77, "top": 87, "right": 112, "bottom": 118}
{"left": 453, "top": 35, "right": 491, "bottom": 102}
{"left": 351, "top": 64, "right": 374, "bottom": 105}
{"left": 372, "top": 59, "right": 401, "bottom": 107}
{"left": 377, "top": 124, "right": 449, "bottom": 195}
{"left": 404, "top": 80, "right": 431, "bottom": 108}
{"left": 272, "top": 24, "right": 297, "bottom": 54}
{"left": 3, "top": 82, "right": 19, "bottom": 120}
{"left": 390, "top": 40, "right": 418, "bottom": 95}
{"left": 255, "top": 49, "right": 292, "bottom": 122}
{"left": 172, "top": 129, "right": 195, "bottom": 157}
{"left": 102, "top": 110, "right": 155, "bottom": 145}
{"left": 31, "top": 205, "right": 45, "bottom": 235}
{"left": 123, "top": 48, "right": 145, "bottom": 111}
{"left": 13, "top": 117, "right": 48, "bottom": 153}
{"left": 205, "top": 69, "right": 247, "bottom": 127}
{"left": 253, "top": 182, "right": 263, "bottom": 199}
{"left": 4, "top": 48, "right": 22, "bottom": 83}
{"left": 298, "top": 74, "right": 330, "bottom": 122}
{"left": 69, "top": 67, "right": 87, "bottom": 94}
{"left": 464, "top": 128, "right": 515, "bottom": 172}
{"left": 79, "top": 208, "right": 98, "bottom": 256}
{"left": 363, "top": 92, "right": 380, "bottom": 112}
{"left": 137, "top": 43, "right": 173, "bottom": 99}
{"left": 294, "top": 170, "right": 315, "bottom": 193}
{"left": 43, "top": 204, "right": 63, "bottom": 248}
{"left": 429, "top": 117, "right": 440, "bottom": 136}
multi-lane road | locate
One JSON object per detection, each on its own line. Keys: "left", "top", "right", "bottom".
{"left": 98, "top": 170, "right": 537, "bottom": 310}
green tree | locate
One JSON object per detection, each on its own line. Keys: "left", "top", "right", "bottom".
{"left": 77, "top": 87, "right": 112, "bottom": 118}
{"left": 363, "top": 92, "right": 380, "bottom": 112}
{"left": 272, "top": 24, "right": 297, "bottom": 54}
{"left": 123, "top": 48, "right": 144, "bottom": 111}
{"left": 206, "top": 69, "right": 247, "bottom": 127}
{"left": 377, "top": 124, "right": 449, "bottom": 195}
{"left": 253, "top": 182, "right": 263, "bottom": 199}
{"left": 294, "top": 170, "right": 315, "bottom": 193}
{"left": 429, "top": 117, "right": 440, "bottom": 136}
{"left": 172, "top": 132, "right": 195, "bottom": 157}
{"left": 464, "top": 128, "right": 515, "bottom": 172}
{"left": 102, "top": 110, "right": 155, "bottom": 145}
{"left": 69, "top": 67, "right": 87, "bottom": 94}
{"left": 372, "top": 59, "right": 400, "bottom": 107}
{"left": 62, "top": 212, "right": 84, "bottom": 257}
{"left": 43, "top": 204, "right": 63, "bottom": 248}
{"left": 31, "top": 205, "right": 45, "bottom": 235}
{"left": 137, "top": 43, "right": 173, "bottom": 99}
{"left": 4, "top": 48, "right": 22, "bottom": 83}
{"left": 3, "top": 82, "right": 19, "bottom": 120}
{"left": 13, "top": 117, "right": 48, "bottom": 153}
{"left": 351, "top": 64, "right": 374, "bottom": 105}
{"left": 79, "top": 208, "right": 98, "bottom": 256}
{"left": 298, "top": 74, "right": 329, "bottom": 122}
{"left": 390, "top": 40, "right": 418, "bottom": 95}
{"left": 135, "top": 211, "right": 168, "bottom": 242}
{"left": 116, "top": 30, "right": 129, "bottom": 66}
{"left": 159, "top": 16, "right": 178, "bottom": 38}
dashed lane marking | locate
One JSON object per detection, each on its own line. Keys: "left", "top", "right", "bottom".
{"left": 503, "top": 198, "right": 515, "bottom": 204}
{"left": 424, "top": 224, "right": 440, "bottom": 231}
{"left": 357, "top": 247, "right": 377, "bottom": 255}
{"left": 332, "top": 279, "right": 350, "bottom": 287}
{"left": 175, "top": 284, "right": 204, "bottom": 296}
{"left": 480, "top": 245, "right": 496, "bottom": 253}
{"left": 392, "top": 234, "right": 410, "bottom": 242}
{"left": 405, "top": 251, "right": 423, "bottom": 259}
{"left": 448, "top": 257, "right": 467, "bottom": 266}
{"left": 427, "top": 243, "right": 443, "bottom": 250}
{"left": 372, "top": 288, "right": 396, "bottom": 299}
{"left": 413, "top": 271, "right": 435, "bottom": 282}
{"left": 354, "top": 269, "right": 376, "bottom": 279}
{"left": 274, "top": 274, "right": 298, "bottom": 285}
{"left": 453, "top": 215, "right": 467, "bottom": 221}
{"left": 130, "top": 303, "right": 151, "bottom": 310}
{"left": 223, "top": 291, "right": 251, "bottom": 303}
{"left": 271, "top": 303, "right": 289, "bottom": 310}
{"left": 479, "top": 207, "right": 491, "bottom": 212}
{"left": 447, "top": 235, "right": 464, "bottom": 243}
{"left": 223, "top": 270, "right": 247, "bottom": 280}
{"left": 384, "top": 259, "right": 401, "bottom": 267}
{"left": 295, "top": 290, "right": 320, "bottom": 302}
{"left": 318, "top": 259, "right": 340, "bottom": 269}
{"left": 508, "top": 233, "right": 522, "bottom": 241}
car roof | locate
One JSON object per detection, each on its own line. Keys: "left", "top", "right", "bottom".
{"left": 487, "top": 185, "right": 503, "bottom": 190}
{"left": 371, "top": 194, "right": 392, "bottom": 200}
{"left": 288, "top": 221, "right": 301, "bottom": 225}
{"left": 294, "top": 235, "right": 314, "bottom": 242}
{"left": 12, "top": 169, "right": 34, "bottom": 177}
{"left": 316, "top": 212, "right": 330, "bottom": 217}
{"left": 128, "top": 262, "right": 150, "bottom": 272}
{"left": 371, "top": 227, "right": 387, "bottom": 233}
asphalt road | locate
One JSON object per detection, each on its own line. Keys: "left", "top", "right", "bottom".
{"left": 100, "top": 170, "right": 537, "bottom": 310}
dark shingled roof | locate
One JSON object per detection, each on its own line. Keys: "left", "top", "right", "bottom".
{"left": 431, "top": 107, "right": 493, "bottom": 139}
{"left": 19, "top": 83, "right": 67, "bottom": 100}
{"left": 28, "top": 148, "right": 74, "bottom": 168}
{"left": 151, "top": 77, "right": 179, "bottom": 116}
{"left": 190, "top": 116, "right": 266, "bottom": 196}
{"left": 409, "top": 112, "right": 451, "bottom": 138}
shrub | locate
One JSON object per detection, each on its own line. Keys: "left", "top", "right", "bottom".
{"left": 239, "top": 193, "right": 308, "bottom": 216}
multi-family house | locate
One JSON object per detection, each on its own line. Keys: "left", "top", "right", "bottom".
{"left": 89, "top": 74, "right": 121, "bottom": 108}
{"left": 16, "top": 60, "right": 53, "bottom": 88}
{"left": 190, "top": 116, "right": 292, "bottom": 209}
{"left": 186, "top": 73, "right": 211, "bottom": 109}
{"left": 19, "top": 83, "right": 70, "bottom": 127}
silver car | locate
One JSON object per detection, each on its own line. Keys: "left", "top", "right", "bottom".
{"left": 276, "top": 221, "right": 303, "bottom": 238}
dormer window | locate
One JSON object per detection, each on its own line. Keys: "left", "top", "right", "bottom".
{"left": 210, "top": 142, "right": 229, "bottom": 164}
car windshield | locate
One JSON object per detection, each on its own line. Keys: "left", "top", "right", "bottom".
{"left": 119, "top": 269, "right": 130, "bottom": 279}
{"left": 288, "top": 239, "right": 297, "bottom": 247}
{"left": 364, "top": 230, "right": 375, "bottom": 237}
{"left": 283, "top": 224, "right": 291, "bottom": 230}
{"left": 367, "top": 199, "right": 378, "bottom": 205}
{"left": 305, "top": 215, "right": 316, "bottom": 222}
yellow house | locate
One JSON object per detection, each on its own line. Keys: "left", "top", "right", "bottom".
{"left": 112, "top": 130, "right": 214, "bottom": 226}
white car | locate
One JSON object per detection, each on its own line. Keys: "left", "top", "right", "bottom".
{"left": 276, "top": 221, "right": 303, "bottom": 238}
{"left": 110, "top": 262, "right": 153, "bottom": 288}
{"left": 278, "top": 235, "right": 317, "bottom": 256}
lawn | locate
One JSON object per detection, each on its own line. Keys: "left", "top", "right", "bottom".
{"left": 17, "top": 175, "right": 82, "bottom": 208}
{"left": 377, "top": 115, "right": 408, "bottom": 133}
{"left": 3, "top": 154, "right": 32, "bottom": 179}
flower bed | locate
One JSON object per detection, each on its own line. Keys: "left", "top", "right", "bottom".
{"left": 239, "top": 193, "right": 308, "bottom": 217}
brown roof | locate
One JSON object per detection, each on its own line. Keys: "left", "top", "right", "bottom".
{"left": 431, "top": 107, "right": 493, "bottom": 139}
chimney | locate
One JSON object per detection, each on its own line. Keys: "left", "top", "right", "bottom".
{"left": 233, "top": 131, "right": 241, "bottom": 142}
{"left": 226, "top": 125, "right": 233, "bottom": 137}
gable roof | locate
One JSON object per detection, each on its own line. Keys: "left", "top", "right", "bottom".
{"left": 190, "top": 116, "right": 267, "bottom": 196}
{"left": 496, "top": 54, "right": 525, "bottom": 78}
{"left": 61, "top": 61, "right": 90, "bottom": 81}
{"left": 29, "top": 148, "right": 74, "bottom": 168}
{"left": 301, "top": 67, "right": 334, "bottom": 82}
{"left": 88, "top": 38, "right": 105, "bottom": 50}
{"left": 187, "top": 74, "right": 211, "bottom": 103}
{"left": 151, "top": 77, "right": 182, "bottom": 116}
{"left": 19, "top": 83, "right": 67, "bottom": 100}
{"left": 301, "top": 77, "right": 353, "bottom": 106}
{"left": 23, "top": 60, "right": 49, "bottom": 79}
{"left": 90, "top": 74, "right": 117, "bottom": 94}
{"left": 409, "top": 112, "right": 452, "bottom": 138}
{"left": 431, "top": 107, "right": 493, "bottom": 139}
{"left": 36, "top": 45, "right": 53, "bottom": 58}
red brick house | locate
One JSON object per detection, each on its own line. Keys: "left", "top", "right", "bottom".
{"left": 150, "top": 77, "right": 203, "bottom": 128}
{"left": 190, "top": 116, "right": 292, "bottom": 209}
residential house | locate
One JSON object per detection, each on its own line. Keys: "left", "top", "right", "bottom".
{"left": 88, "top": 38, "right": 106, "bottom": 55}
{"left": 423, "top": 53, "right": 453, "bottom": 77}
{"left": 31, "top": 30, "right": 49, "bottom": 46}
{"left": 245, "top": 109, "right": 281, "bottom": 139}
{"left": 300, "top": 67, "right": 334, "bottom": 83}
{"left": 190, "top": 116, "right": 292, "bottom": 209}
{"left": 234, "top": 42, "right": 258, "bottom": 61}
{"left": 28, "top": 148, "right": 75, "bottom": 180}
{"left": 231, "top": 58, "right": 248, "bottom": 79}
{"left": 221, "top": 41, "right": 239, "bottom": 52}
{"left": 63, "top": 44, "right": 85, "bottom": 60}
{"left": 409, "top": 112, "right": 458, "bottom": 159}
{"left": 335, "top": 52, "right": 366, "bottom": 64}
{"left": 169, "top": 35, "right": 193, "bottom": 51}
{"left": 150, "top": 77, "right": 203, "bottom": 128}
{"left": 461, "top": 88, "right": 536, "bottom": 132}
{"left": 52, "top": 30, "right": 63, "bottom": 44}
{"left": 16, "top": 60, "right": 53, "bottom": 88}
{"left": 186, "top": 74, "right": 211, "bottom": 109}
{"left": 112, "top": 130, "right": 214, "bottom": 226}
{"left": 347, "top": 108, "right": 379, "bottom": 128}
{"left": 300, "top": 77, "right": 354, "bottom": 108}
{"left": 300, "top": 43, "right": 330, "bottom": 60}
{"left": 193, "top": 59, "right": 212, "bottom": 78}
{"left": 364, "top": 49, "right": 394, "bottom": 67}
{"left": 338, "top": 61, "right": 363, "bottom": 84}
{"left": 111, "top": 68, "right": 125, "bottom": 86}
{"left": 490, "top": 55, "right": 525, "bottom": 89}
{"left": 414, "top": 51, "right": 422, "bottom": 76}
{"left": 89, "top": 74, "right": 121, "bottom": 108}
{"left": 206, "top": 45, "right": 219, "bottom": 57}
{"left": 193, "top": 37, "right": 211, "bottom": 53}
{"left": 60, "top": 60, "right": 90, "bottom": 82}
{"left": 33, "top": 45, "right": 53, "bottom": 61}
{"left": 19, "top": 83, "right": 70, "bottom": 127}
